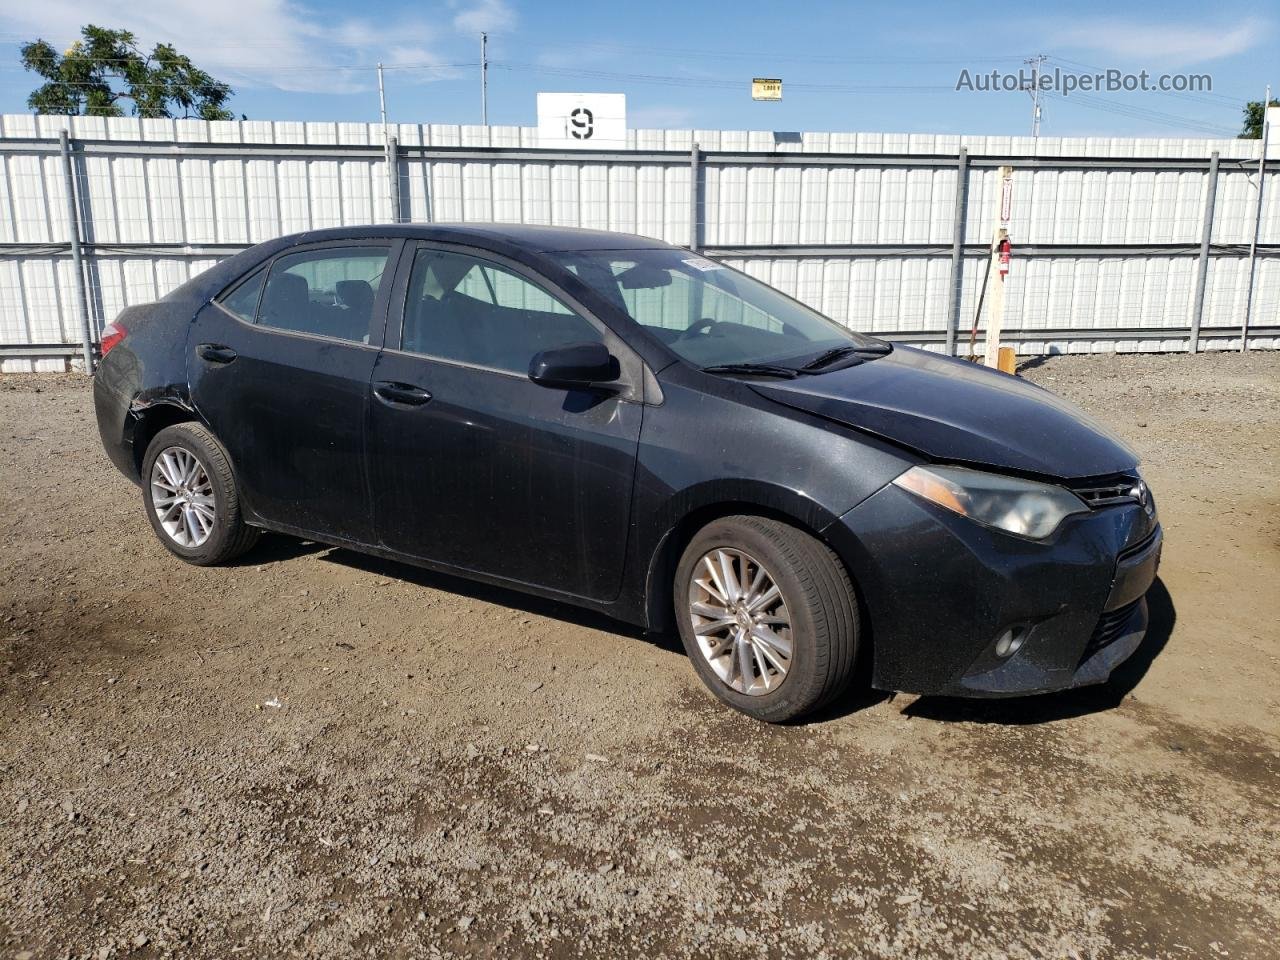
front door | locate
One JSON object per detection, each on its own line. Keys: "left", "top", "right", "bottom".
{"left": 366, "top": 244, "right": 643, "bottom": 601}
{"left": 189, "top": 241, "right": 397, "bottom": 543}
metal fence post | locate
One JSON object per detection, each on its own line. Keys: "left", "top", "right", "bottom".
{"left": 386, "top": 135, "right": 400, "bottom": 223}
{"left": 1189, "top": 150, "right": 1219, "bottom": 354}
{"left": 1241, "top": 102, "right": 1271, "bottom": 353}
{"left": 945, "top": 147, "right": 970, "bottom": 357}
{"left": 58, "top": 129, "right": 94, "bottom": 374}
{"left": 689, "top": 142, "right": 700, "bottom": 252}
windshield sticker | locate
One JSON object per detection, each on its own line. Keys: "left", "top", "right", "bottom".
{"left": 681, "top": 256, "right": 723, "bottom": 272}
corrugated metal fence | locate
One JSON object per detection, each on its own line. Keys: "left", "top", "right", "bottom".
{"left": 1, "top": 112, "right": 1277, "bottom": 371}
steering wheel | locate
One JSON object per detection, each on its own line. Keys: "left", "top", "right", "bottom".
{"left": 677, "top": 317, "right": 721, "bottom": 341}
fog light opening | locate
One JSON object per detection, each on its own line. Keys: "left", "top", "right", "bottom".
{"left": 994, "top": 626, "right": 1028, "bottom": 659}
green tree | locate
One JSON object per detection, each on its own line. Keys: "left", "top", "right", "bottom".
{"left": 1239, "top": 98, "right": 1279, "bottom": 139}
{"left": 20, "top": 25, "right": 234, "bottom": 120}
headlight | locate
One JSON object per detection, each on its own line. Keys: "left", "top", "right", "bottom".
{"left": 892, "top": 464, "right": 1088, "bottom": 540}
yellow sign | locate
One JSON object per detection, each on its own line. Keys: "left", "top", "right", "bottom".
{"left": 751, "top": 78, "right": 782, "bottom": 101}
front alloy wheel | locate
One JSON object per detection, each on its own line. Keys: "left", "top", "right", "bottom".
{"left": 688, "top": 548, "right": 793, "bottom": 695}
{"left": 674, "top": 515, "right": 861, "bottom": 722}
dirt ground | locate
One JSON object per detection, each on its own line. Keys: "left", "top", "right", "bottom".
{"left": 1, "top": 351, "right": 1278, "bottom": 960}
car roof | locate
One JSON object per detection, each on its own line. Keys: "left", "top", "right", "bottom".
{"left": 269, "top": 223, "right": 676, "bottom": 255}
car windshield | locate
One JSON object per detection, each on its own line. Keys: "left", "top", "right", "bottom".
{"left": 552, "top": 248, "right": 885, "bottom": 369}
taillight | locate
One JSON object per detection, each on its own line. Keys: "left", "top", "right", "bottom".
{"left": 100, "top": 321, "right": 127, "bottom": 357}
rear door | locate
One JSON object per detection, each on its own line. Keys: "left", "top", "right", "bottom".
{"left": 189, "top": 240, "right": 399, "bottom": 544}
{"left": 365, "top": 243, "right": 644, "bottom": 601}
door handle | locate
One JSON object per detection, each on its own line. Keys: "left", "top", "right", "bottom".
{"left": 373, "top": 381, "right": 433, "bottom": 407}
{"left": 197, "top": 343, "right": 237, "bottom": 364}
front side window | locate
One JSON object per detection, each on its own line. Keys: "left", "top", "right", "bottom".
{"left": 554, "top": 249, "right": 884, "bottom": 368}
{"left": 255, "top": 246, "right": 389, "bottom": 343}
{"left": 402, "top": 248, "right": 601, "bottom": 373}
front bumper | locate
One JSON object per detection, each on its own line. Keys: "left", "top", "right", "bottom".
{"left": 823, "top": 482, "right": 1162, "bottom": 698}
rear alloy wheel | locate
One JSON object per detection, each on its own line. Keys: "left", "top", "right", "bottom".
{"left": 674, "top": 516, "right": 860, "bottom": 722}
{"left": 141, "top": 422, "right": 260, "bottom": 565}
{"left": 150, "top": 447, "right": 216, "bottom": 548}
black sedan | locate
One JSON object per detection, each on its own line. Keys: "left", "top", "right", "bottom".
{"left": 94, "top": 225, "right": 1162, "bottom": 722}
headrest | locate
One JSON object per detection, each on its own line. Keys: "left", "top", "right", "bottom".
{"left": 429, "top": 254, "right": 476, "bottom": 293}
{"left": 263, "top": 271, "right": 308, "bottom": 309}
{"left": 336, "top": 279, "right": 374, "bottom": 311}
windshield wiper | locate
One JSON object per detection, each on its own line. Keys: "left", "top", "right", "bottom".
{"left": 800, "top": 346, "right": 862, "bottom": 371}
{"left": 700, "top": 362, "right": 800, "bottom": 379}
{"left": 800, "top": 341, "right": 894, "bottom": 371}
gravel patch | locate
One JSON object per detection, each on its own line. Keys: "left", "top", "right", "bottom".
{"left": 2, "top": 352, "right": 1278, "bottom": 958}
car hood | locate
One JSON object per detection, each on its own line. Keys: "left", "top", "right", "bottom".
{"left": 750, "top": 345, "right": 1137, "bottom": 480}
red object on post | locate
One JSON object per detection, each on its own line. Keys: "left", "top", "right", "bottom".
{"left": 998, "top": 237, "right": 1012, "bottom": 277}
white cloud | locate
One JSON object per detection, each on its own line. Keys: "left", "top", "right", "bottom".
{"left": 1048, "top": 16, "right": 1268, "bottom": 64}
{"left": 451, "top": 0, "right": 515, "bottom": 35}
{"left": 0, "top": 0, "right": 506, "bottom": 94}
{"left": 534, "top": 42, "right": 623, "bottom": 70}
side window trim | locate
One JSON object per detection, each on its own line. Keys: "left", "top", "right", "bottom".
{"left": 386, "top": 240, "right": 645, "bottom": 400}
{"left": 393, "top": 242, "right": 613, "bottom": 351}
{"left": 211, "top": 238, "right": 404, "bottom": 348}
{"left": 212, "top": 263, "right": 268, "bottom": 323}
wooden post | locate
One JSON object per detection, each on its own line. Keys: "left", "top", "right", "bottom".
{"left": 983, "top": 165, "right": 1013, "bottom": 368}
{"left": 1189, "top": 151, "right": 1219, "bottom": 354}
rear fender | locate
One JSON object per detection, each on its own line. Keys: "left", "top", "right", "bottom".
{"left": 127, "top": 393, "right": 200, "bottom": 466}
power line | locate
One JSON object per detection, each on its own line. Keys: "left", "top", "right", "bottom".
{"left": 525, "top": 40, "right": 1032, "bottom": 66}
{"left": 3, "top": 38, "right": 1251, "bottom": 138}
{"left": 1042, "top": 92, "right": 1238, "bottom": 137}
{"left": 491, "top": 61, "right": 955, "bottom": 93}
{"left": 1047, "top": 55, "right": 1250, "bottom": 106}
{"left": 9, "top": 58, "right": 477, "bottom": 74}
{"left": 14, "top": 64, "right": 478, "bottom": 93}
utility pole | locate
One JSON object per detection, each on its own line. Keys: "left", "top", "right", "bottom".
{"left": 1025, "top": 54, "right": 1046, "bottom": 138}
{"left": 377, "top": 62, "right": 387, "bottom": 129}
{"left": 1241, "top": 82, "right": 1272, "bottom": 353}
{"left": 378, "top": 63, "right": 396, "bottom": 223}
{"left": 480, "top": 33, "right": 489, "bottom": 125}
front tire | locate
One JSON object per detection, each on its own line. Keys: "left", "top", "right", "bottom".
{"left": 674, "top": 516, "right": 860, "bottom": 722}
{"left": 141, "top": 422, "right": 260, "bottom": 566}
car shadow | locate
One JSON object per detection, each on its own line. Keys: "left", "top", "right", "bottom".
{"left": 900, "top": 577, "right": 1176, "bottom": 725}
{"left": 312, "top": 544, "right": 665, "bottom": 647}
{"left": 226, "top": 533, "right": 332, "bottom": 566}
{"left": 235, "top": 536, "right": 1174, "bottom": 727}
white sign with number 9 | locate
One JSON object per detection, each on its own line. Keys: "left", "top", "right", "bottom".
{"left": 537, "top": 93, "right": 627, "bottom": 149}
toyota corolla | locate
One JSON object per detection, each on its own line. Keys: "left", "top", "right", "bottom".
{"left": 94, "top": 225, "right": 1162, "bottom": 722}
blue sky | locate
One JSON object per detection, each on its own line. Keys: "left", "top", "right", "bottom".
{"left": 0, "top": 0, "right": 1274, "bottom": 138}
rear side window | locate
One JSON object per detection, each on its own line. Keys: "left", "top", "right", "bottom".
{"left": 253, "top": 246, "right": 390, "bottom": 343}
{"left": 401, "top": 249, "right": 601, "bottom": 373}
{"left": 219, "top": 267, "right": 266, "bottom": 322}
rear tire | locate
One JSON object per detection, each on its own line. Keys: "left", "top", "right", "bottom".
{"left": 141, "top": 422, "right": 260, "bottom": 566}
{"left": 674, "top": 515, "right": 860, "bottom": 722}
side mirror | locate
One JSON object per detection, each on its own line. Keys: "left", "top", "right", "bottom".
{"left": 528, "top": 341, "right": 621, "bottom": 390}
